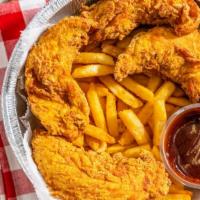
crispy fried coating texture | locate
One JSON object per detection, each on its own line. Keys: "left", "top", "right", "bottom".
{"left": 32, "top": 129, "right": 171, "bottom": 200}
{"left": 114, "top": 27, "right": 200, "bottom": 102}
{"left": 81, "top": 0, "right": 200, "bottom": 41}
{"left": 25, "top": 17, "right": 96, "bottom": 141}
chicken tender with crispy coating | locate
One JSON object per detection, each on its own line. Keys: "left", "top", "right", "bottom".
{"left": 115, "top": 27, "right": 200, "bottom": 102}
{"left": 32, "top": 129, "right": 171, "bottom": 200}
{"left": 81, "top": 0, "right": 200, "bottom": 41}
{"left": 25, "top": 17, "right": 96, "bottom": 141}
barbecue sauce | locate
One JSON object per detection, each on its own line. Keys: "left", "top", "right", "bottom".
{"left": 166, "top": 108, "right": 200, "bottom": 183}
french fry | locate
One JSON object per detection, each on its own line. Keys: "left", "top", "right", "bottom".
{"left": 99, "top": 99, "right": 107, "bottom": 117}
{"left": 74, "top": 52, "right": 114, "bottom": 65}
{"left": 145, "top": 125, "right": 153, "bottom": 137}
{"left": 169, "top": 185, "right": 192, "bottom": 196}
{"left": 78, "top": 82, "right": 89, "bottom": 93}
{"left": 120, "top": 77, "right": 154, "bottom": 101}
{"left": 72, "top": 64, "right": 82, "bottom": 70}
{"left": 171, "top": 190, "right": 192, "bottom": 196}
{"left": 153, "top": 100, "right": 167, "bottom": 146}
{"left": 173, "top": 87, "right": 185, "bottom": 97}
{"left": 87, "top": 83, "right": 107, "bottom": 131}
{"left": 167, "top": 97, "right": 191, "bottom": 107}
{"left": 169, "top": 184, "right": 184, "bottom": 192}
{"left": 72, "top": 64, "right": 114, "bottom": 78}
{"left": 84, "top": 125, "right": 115, "bottom": 144}
{"left": 97, "top": 142, "right": 107, "bottom": 153}
{"left": 163, "top": 194, "right": 191, "bottom": 200}
{"left": 117, "top": 100, "right": 129, "bottom": 112}
{"left": 123, "top": 144, "right": 151, "bottom": 158}
{"left": 99, "top": 97, "right": 106, "bottom": 115}
{"left": 72, "top": 134, "right": 84, "bottom": 147}
{"left": 116, "top": 36, "right": 132, "bottom": 48}
{"left": 102, "top": 43, "right": 123, "bottom": 57}
{"left": 107, "top": 144, "right": 129, "bottom": 154}
{"left": 96, "top": 83, "right": 109, "bottom": 97}
{"left": 155, "top": 81, "right": 176, "bottom": 100}
{"left": 174, "top": 183, "right": 184, "bottom": 190}
{"left": 147, "top": 76, "right": 162, "bottom": 92}
{"left": 152, "top": 146, "right": 161, "bottom": 161}
{"left": 170, "top": 176, "right": 184, "bottom": 190}
{"left": 85, "top": 135, "right": 100, "bottom": 151}
{"left": 118, "top": 130, "right": 135, "bottom": 146}
{"left": 131, "top": 74, "right": 149, "bottom": 86}
{"left": 138, "top": 81, "right": 175, "bottom": 124}
{"left": 118, "top": 118, "right": 126, "bottom": 134}
{"left": 119, "top": 110, "right": 150, "bottom": 145}
{"left": 78, "top": 77, "right": 98, "bottom": 83}
{"left": 85, "top": 124, "right": 107, "bottom": 153}
{"left": 99, "top": 76, "right": 143, "bottom": 109}
{"left": 138, "top": 101, "right": 154, "bottom": 125}
{"left": 147, "top": 117, "right": 154, "bottom": 132}
{"left": 106, "top": 93, "right": 118, "bottom": 137}
{"left": 133, "top": 107, "right": 142, "bottom": 114}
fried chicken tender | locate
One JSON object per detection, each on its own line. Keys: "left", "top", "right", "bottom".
{"left": 115, "top": 27, "right": 200, "bottom": 102}
{"left": 32, "top": 129, "right": 171, "bottom": 200}
{"left": 81, "top": 0, "right": 200, "bottom": 41}
{"left": 25, "top": 17, "right": 96, "bottom": 141}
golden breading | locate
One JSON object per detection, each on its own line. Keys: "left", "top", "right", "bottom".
{"left": 32, "top": 129, "right": 171, "bottom": 200}
{"left": 115, "top": 27, "right": 200, "bottom": 102}
{"left": 25, "top": 17, "right": 96, "bottom": 140}
{"left": 81, "top": 0, "right": 200, "bottom": 41}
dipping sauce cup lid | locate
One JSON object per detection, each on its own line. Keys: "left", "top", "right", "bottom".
{"left": 161, "top": 103, "right": 200, "bottom": 189}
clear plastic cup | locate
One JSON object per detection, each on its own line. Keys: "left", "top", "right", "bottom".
{"left": 160, "top": 103, "right": 200, "bottom": 189}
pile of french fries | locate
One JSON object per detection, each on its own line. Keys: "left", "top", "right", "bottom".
{"left": 72, "top": 37, "right": 192, "bottom": 200}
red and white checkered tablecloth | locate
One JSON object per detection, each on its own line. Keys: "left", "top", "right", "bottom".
{"left": 0, "top": 1, "right": 48, "bottom": 199}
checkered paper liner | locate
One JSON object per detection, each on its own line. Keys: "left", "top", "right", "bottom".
{"left": 1, "top": 0, "right": 200, "bottom": 200}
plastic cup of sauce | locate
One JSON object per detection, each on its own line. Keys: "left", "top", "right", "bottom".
{"left": 161, "top": 103, "right": 200, "bottom": 189}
